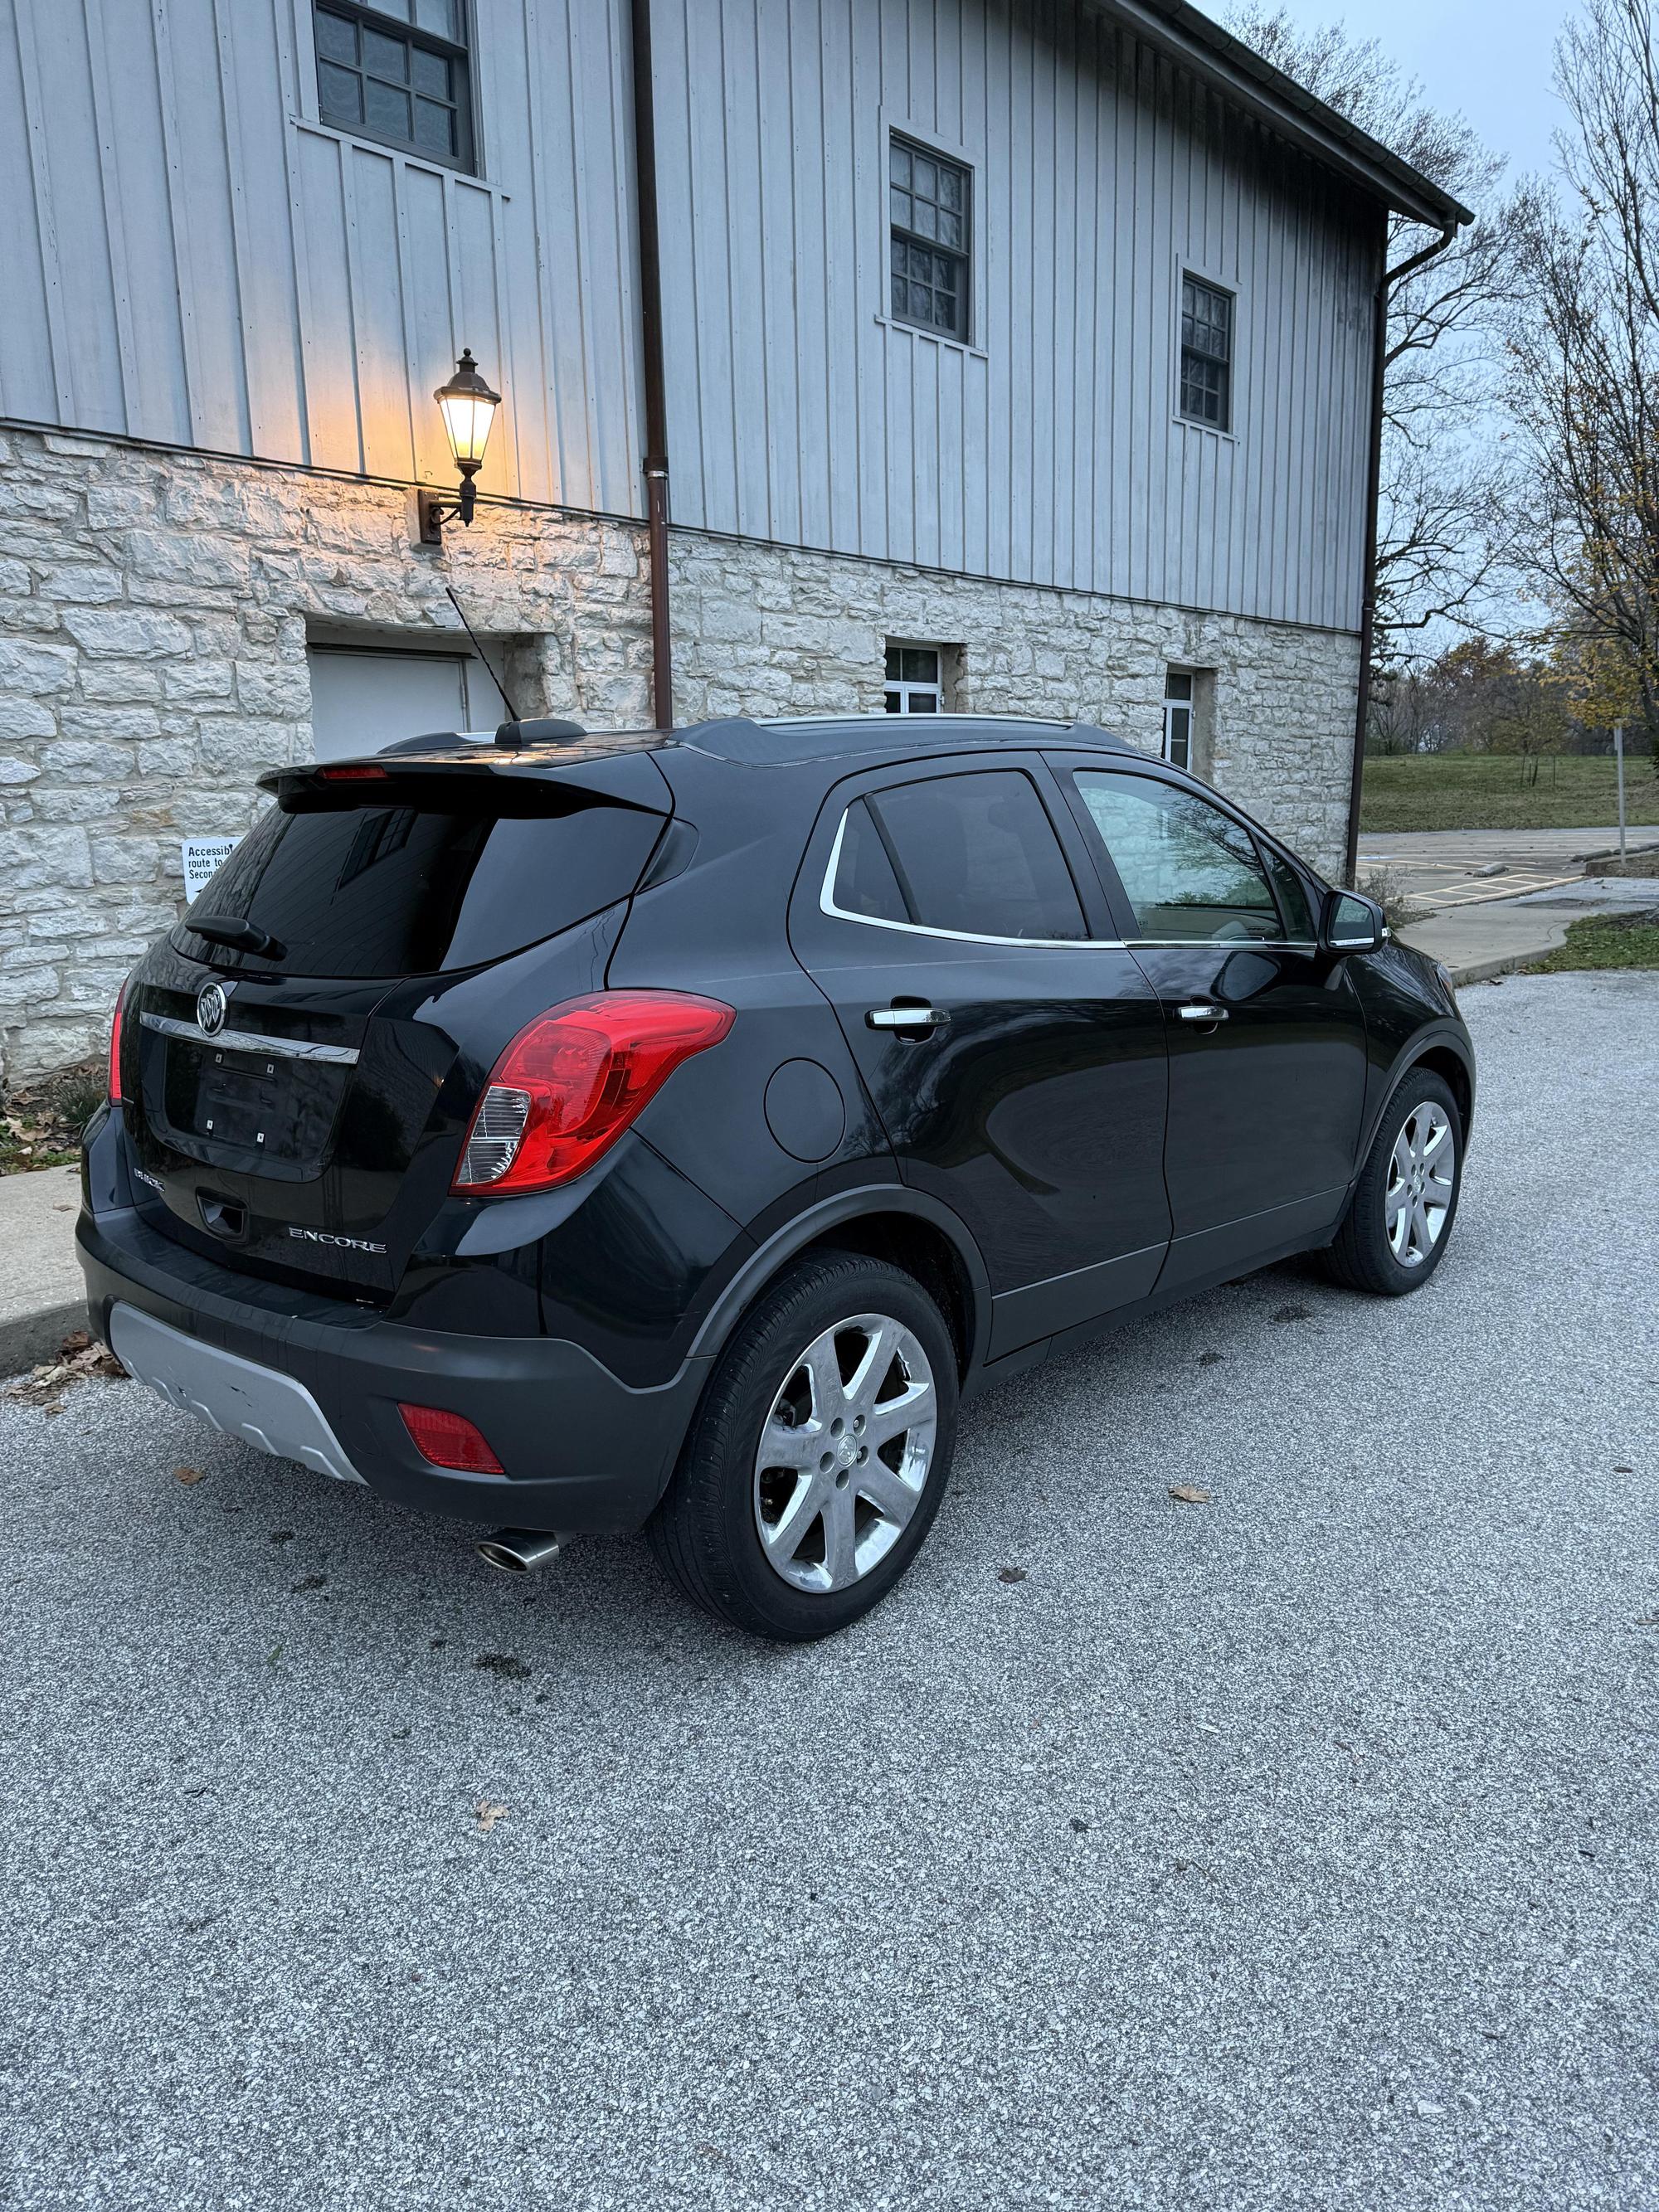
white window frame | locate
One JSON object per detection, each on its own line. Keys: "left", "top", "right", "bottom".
{"left": 1163, "top": 669, "right": 1194, "bottom": 771}
{"left": 884, "top": 641, "right": 946, "bottom": 716}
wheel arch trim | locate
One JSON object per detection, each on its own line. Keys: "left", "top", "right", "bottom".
{"left": 1366, "top": 1023, "right": 1477, "bottom": 1159}
{"left": 685, "top": 1185, "right": 994, "bottom": 1379}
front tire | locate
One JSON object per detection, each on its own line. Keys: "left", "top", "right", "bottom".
{"left": 1321, "top": 1069, "right": 1463, "bottom": 1296}
{"left": 649, "top": 1251, "right": 959, "bottom": 1641}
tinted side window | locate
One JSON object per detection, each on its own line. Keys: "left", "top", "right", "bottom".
{"left": 831, "top": 800, "right": 909, "bottom": 922}
{"left": 1073, "top": 771, "right": 1279, "bottom": 943}
{"left": 855, "top": 771, "right": 1086, "bottom": 941}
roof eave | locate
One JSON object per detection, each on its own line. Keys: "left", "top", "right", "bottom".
{"left": 1097, "top": 0, "right": 1474, "bottom": 231}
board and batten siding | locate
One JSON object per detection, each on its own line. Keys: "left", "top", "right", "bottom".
{"left": 649, "top": 0, "right": 1381, "bottom": 632}
{"left": 0, "top": 0, "right": 646, "bottom": 518}
{"left": 1, "top": 0, "right": 1382, "bottom": 633}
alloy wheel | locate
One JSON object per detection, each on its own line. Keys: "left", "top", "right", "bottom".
{"left": 752, "top": 1312, "right": 937, "bottom": 1593}
{"left": 1385, "top": 1100, "right": 1456, "bottom": 1267}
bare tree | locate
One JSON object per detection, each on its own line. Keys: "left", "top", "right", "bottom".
{"left": 1225, "top": 12, "right": 1528, "bottom": 659}
{"left": 1506, "top": 0, "right": 1659, "bottom": 765}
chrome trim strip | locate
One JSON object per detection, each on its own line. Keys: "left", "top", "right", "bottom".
{"left": 1130, "top": 937, "right": 1321, "bottom": 951}
{"left": 818, "top": 811, "right": 1326, "bottom": 956}
{"left": 819, "top": 810, "right": 1128, "bottom": 951}
{"left": 140, "top": 1011, "right": 360, "bottom": 1066}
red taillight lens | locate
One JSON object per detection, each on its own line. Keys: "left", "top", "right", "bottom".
{"left": 399, "top": 1403, "right": 504, "bottom": 1473}
{"left": 452, "top": 990, "right": 735, "bottom": 1196}
{"left": 319, "top": 764, "right": 387, "bottom": 781}
{"left": 108, "top": 980, "right": 127, "bottom": 1105}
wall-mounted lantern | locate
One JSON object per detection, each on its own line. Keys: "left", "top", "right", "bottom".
{"left": 418, "top": 349, "right": 502, "bottom": 545}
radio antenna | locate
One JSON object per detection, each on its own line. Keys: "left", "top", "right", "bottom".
{"left": 445, "top": 584, "right": 521, "bottom": 723}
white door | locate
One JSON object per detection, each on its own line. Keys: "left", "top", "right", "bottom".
{"left": 306, "top": 645, "right": 509, "bottom": 761}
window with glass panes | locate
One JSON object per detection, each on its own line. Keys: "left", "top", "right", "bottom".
{"left": 884, "top": 645, "right": 946, "bottom": 715}
{"left": 889, "top": 138, "right": 971, "bottom": 343}
{"left": 1180, "top": 275, "right": 1233, "bottom": 430}
{"left": 1163, "top": 670, "right": 1194, "bottom": 770}
{"left": 314, "top": 2, "right": 474, "bottom": 171}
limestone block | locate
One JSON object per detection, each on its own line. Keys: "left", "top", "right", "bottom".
{"left": 61, "top": 609, "right": 192, "bottom": 658}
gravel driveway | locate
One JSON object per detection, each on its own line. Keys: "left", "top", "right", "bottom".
{"left": 2, "top": 972, "right": 1655, "bottom": 2212}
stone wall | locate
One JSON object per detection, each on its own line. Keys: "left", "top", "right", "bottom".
{"left": 0, "top": 424, "right": 1359, "bottom": 1081}
{"left": 0, "top": 425, "right": 651, "bottom": 1080}
{"left": 669, "top": 534, "right": 1360, "bottom": 874}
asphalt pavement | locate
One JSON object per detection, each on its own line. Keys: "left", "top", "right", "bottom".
{"left": 2, "top": 972, "right": 1655, "bottom": 2212}
{"left": 1358, "top": 825, "right": 1659, "bottom": 912}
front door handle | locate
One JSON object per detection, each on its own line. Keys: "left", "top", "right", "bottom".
{"left": 1176, "top": 1001, "right": 1228, "bottom": 1023}
{"left": 867, "top": 1003, "right": 949, "bottom": 1032}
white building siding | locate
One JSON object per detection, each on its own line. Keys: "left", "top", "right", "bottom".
{"left": 649, "top": 0, "right": 1380, "bottom": 628}
{"left": 4, "top": 2, "right": 1380, "bottom": 625}
{"left": 0, "top": 0, "right": 647, "bottom": 517}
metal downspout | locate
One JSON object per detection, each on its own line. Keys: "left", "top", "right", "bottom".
{"left": 1344, "top": 219, "right": 1460, "bottom": 886}
{"left": 630, "top": 0, "right": 673, "bottom": 729}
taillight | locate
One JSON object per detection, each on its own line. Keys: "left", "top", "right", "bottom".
{"left": 108, "top": 980, "right": 127, "bottom": 1105}
{"left": 399, "top": 1404, "right": 504, "bottom": 1474}
{"left": 453, "top": 990, "right": 734, "bottom": 1195}
{"left": 319, "top": 764, "right": 387, "bottom": 781}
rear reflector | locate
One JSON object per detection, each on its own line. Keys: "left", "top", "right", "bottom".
{"left": 453, "top": 989, "right": 734, "bottom": 1196}
{"left": 398, "top": 1403, "right": 504, "bottom": 1474}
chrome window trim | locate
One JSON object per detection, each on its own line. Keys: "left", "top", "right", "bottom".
{"left": 140, "top": 1011, "right": 361, "bottom": 1067}
{"left": 1129, "top": 936, "right": 1321, "bottom": 952}
{"left": 818, "top": 809, "right": 1125, "bottom": 951}
{"left": 819, "top": 810, "right": 1333, "bottom": 955}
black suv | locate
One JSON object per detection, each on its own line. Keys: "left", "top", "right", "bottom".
{"left": 79, "top": 715, "right": 1473, "bottom": 1640}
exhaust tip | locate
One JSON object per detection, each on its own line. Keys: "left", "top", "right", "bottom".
{"left": 477, "top": 1529, "right": 562, "bottom": 1574}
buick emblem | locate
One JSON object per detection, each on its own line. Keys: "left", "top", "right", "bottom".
{"left": 197, "top": 982, "right": 228, "bottom": 1037}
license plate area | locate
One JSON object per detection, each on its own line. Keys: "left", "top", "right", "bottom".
{"left": 198, "top": 1048, "right": 282, "bottom": 1150}
{"left": 161, "top": 1037, "right": 347, "bottom": 1172}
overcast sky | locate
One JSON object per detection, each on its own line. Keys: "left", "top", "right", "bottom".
{"left": 1261, "top": 0, "right": 1573, "bottom": 181}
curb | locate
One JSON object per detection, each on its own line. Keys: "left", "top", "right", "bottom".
{"left": 0, "top": 1298, "right": 90, "bottom": 1382}
{"left": 1447, "top": 950, "right": 1555, "bottom": 986}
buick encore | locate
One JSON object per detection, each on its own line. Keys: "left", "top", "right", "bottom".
{"left": 77, "top": 714, "right": 1473, "bottom": 1639}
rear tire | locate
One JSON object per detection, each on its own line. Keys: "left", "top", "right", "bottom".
{"left": 649, "top": 1251, "right": 959, "bottom": 1641}
{"left": 1321, "top": 1069, "right": 1463, "bottom": 1296}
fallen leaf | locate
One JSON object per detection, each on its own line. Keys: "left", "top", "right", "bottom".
{"left": 475, "top": 1801, "right": 508, "bottom": 1834}
{"left": 173, "top": 1464, "right": 205, "bottom": 1486}
{"left": 2, "top": 1338, "right": 124, "bottom": 1406}
{"left": 997, "top": 1565, "right": 1028, "bottom": 1584}
{"left": 1169, "top": 1484, "right": 1211, "bottom": 1505}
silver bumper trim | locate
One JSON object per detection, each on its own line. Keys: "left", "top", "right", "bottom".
{"left": 108, "top": 1304, "right": 367, "bottom": 1485}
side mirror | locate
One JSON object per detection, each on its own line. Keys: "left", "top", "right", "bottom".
{"left": 1323, "top": 888, "right": 1385, "bottom": 955}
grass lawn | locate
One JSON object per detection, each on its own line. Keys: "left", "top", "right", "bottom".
{"left": 1530, "top": 909, "right": 1659, "bottom": 973}
{"left": 1360, "top": 751, "right": 1659, "bottom": 834}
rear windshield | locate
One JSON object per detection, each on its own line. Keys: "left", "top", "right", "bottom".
{"left": 179, "top": 782, "right": 663, "bottom": 979}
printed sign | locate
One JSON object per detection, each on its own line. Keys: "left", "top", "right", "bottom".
{"left": 181, "top": 837, "right": 240, "bottom": 906}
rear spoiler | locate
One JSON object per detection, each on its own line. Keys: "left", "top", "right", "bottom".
{"left": 261, "top": 746, "right": 674, "bottom": 814}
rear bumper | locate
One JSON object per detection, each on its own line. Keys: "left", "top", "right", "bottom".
{"left": 77, "top": 1201, "right": 705, "bottom": 1534}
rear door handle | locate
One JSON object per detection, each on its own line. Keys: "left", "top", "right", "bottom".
{"left": 867, "top": 1003, "right": 949, "bottom": 1032}
{"left": 1176, "top": 1002, "right": 1228, "bottom": 1023}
